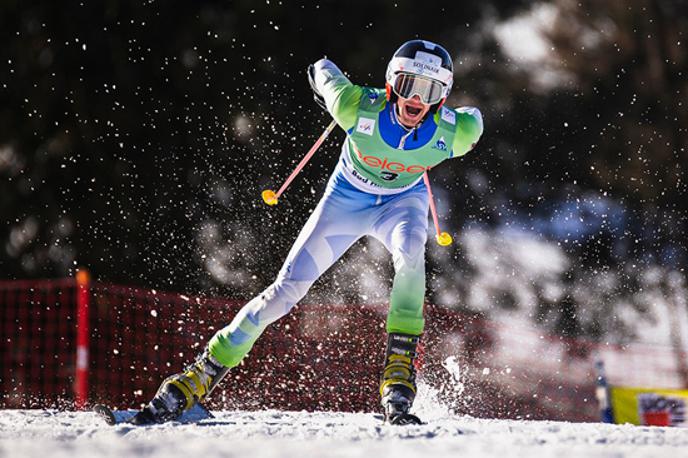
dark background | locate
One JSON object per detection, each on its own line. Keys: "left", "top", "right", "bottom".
{"left": 1, "top": 0, "right": 686, "bottom": 342}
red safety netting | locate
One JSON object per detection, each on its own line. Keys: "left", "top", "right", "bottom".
{"left": 85, "top": 282, "right": 471, "bottom": 414}
{"left": 1, "top": 279, "right": 77, "bottom": 408}
{"left": 3, "top": 276, "right": 685, "bottom": 422}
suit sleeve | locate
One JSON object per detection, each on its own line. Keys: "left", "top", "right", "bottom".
{"left": 312, "top": 58, "right": 364, "bottom": 132}
{"left": 451, "top": 106, "right": 484, "bottom": 158}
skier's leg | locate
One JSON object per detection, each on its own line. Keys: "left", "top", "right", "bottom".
{"left": 372, "top": 188, "right": 429, "bottom": 336}
{"left": 209, "top": 182, "right": 373, "bottom": 368}
{"left": 370, "top": 185, "right": 429, "bottom": 424}
{"left": 135, "top": 183, "right": 372, "bottom": 424}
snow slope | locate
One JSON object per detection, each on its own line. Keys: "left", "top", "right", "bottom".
{"left": 1, "top": 408, "right": 687, "bottom": 458}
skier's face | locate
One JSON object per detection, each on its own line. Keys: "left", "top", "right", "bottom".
{"left": 396, "top": 95, "right": 431, "bottom": 128}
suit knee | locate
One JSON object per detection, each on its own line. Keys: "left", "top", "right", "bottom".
{"left": 393, "top": 231, "right": 426, "bottom": 271}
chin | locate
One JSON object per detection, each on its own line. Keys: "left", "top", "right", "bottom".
{"left": 400, "top": 115, "right": 422, "bottom": 127}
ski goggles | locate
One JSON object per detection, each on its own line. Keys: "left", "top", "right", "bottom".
{"left": 392, "top": 73, "right": 446, "bottom": 105}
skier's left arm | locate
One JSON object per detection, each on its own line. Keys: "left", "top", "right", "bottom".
{"left": 450, "top": 106, "right": 484, "bottom": 158}
{"left": 308, "top": 59, "right": 363, "bottom": 132}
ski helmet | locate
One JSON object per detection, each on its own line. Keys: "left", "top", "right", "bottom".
{"left": 385, "top": 39, "right": 454, "bottom": 111}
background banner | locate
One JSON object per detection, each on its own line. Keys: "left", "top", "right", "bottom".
{"left": 610, "top": 387, "right": 688, "bottom": 427}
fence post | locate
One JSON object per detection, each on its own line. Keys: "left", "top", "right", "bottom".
{"left": 75, "top": 269, "right": 91, "bottom": 409}
{"left": 594, "top": 359, "right": 614, "bottom": 423}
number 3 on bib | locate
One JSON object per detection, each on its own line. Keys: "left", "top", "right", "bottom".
{"left": 380, "top": 171, "right": 399, "bottom": 181}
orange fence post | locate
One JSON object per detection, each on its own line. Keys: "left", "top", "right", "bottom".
{"left": 74, "top": 269, "right": 90, "bottom": 409}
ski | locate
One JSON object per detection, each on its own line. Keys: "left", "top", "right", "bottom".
{"left": 92, "top": 403, "right": 214, "bottom": 426}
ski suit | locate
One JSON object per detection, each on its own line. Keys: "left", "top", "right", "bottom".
{"left": 208, "top": 59, "right": 483, "bottom": 368}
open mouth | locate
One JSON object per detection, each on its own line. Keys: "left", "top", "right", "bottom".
{"left": 404, "top": 105, "right": 422, "bottom": 117}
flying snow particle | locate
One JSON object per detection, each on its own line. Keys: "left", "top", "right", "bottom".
{"left": 441, "top": 356, "right": 465, "bottom": 394}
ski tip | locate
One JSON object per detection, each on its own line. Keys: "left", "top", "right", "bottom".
{"left": 93, "top": 404, "right": 117, "bottom": 425}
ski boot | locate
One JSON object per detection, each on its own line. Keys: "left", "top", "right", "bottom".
{"left": 379, "top": 333, "right": 423, "bottom": 425}
{"left": 132, "top": 349, "right": 229, "bottom": 425}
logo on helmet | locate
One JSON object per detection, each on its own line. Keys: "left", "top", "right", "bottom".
{"left": 412, "top": 61, "right": 440, "bottom": 75}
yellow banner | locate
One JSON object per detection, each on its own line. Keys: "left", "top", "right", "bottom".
{"left": 610, "top": 386, "right": 688, "bottom": 427}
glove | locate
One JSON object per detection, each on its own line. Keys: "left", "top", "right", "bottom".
{"left": 307, "top": 64, "right": 327, "bottom": 111}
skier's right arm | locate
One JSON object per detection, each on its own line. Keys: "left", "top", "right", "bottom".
{"left": 310, "top": 58, "right": 363, "bottom": 132}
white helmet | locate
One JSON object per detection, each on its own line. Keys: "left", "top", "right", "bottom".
{"left": 385, "top": 39, "right": 454, "bottom": 109}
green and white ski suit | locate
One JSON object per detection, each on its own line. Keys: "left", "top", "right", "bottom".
{"left": 208, "top": 59, "right": 483, "bottom": 368}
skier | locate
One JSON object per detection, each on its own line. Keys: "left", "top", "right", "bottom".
{"left": 133, "top": 39, "right": 483, "bottom": 425}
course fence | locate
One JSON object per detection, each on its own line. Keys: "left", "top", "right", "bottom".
{"left": 1, "top": 274, "right": 685, "bottom": 421}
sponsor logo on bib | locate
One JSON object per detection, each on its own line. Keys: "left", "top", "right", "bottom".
{"left": 353, "top": 147, "right": 430, "bottom": 174}
{"left": 441, "top": 107, "right": 456, "bottom": 125}
{"left": 356, "top": 117, "right": 376, "bottom": 136}
{"left": 432, "top": 137, "right": 447, "bottom": 151}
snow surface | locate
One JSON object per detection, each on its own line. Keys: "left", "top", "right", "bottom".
{"left": 2, "top": 408, "right": 688, "bottom": 458}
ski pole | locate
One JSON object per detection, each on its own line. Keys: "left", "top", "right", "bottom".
{"left": 423, "top": 171, "right": 453, "bottom": 246}
{"left": 262, "top": 119, "right": 338, "bottom": 206}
